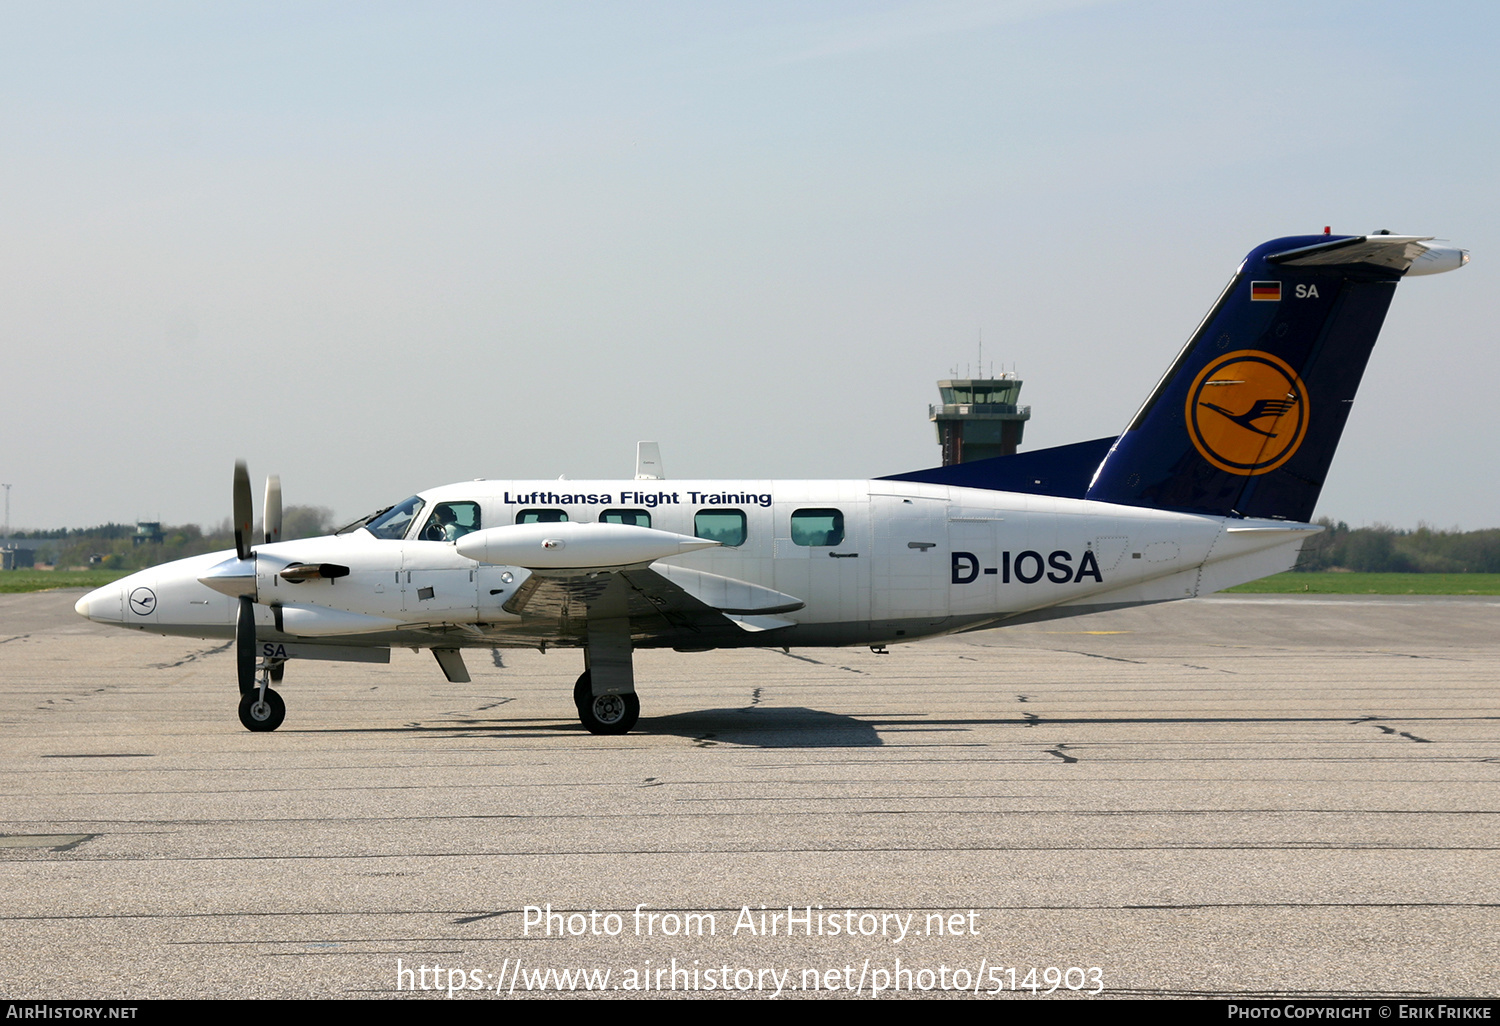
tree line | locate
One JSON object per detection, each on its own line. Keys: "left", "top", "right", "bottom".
{"left": 10, "top": 506, "right": 337, "bottom": 571}
{"left": 1295, "top": 520, "right": 1500, "bottom": 573}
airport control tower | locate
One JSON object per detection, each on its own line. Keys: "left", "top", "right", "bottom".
{"left": 930, "top": 374, "right": 1031, "bottom": 465}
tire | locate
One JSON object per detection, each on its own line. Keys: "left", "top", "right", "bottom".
{"left": 578, "top": 690, "right": 639, "bottom": 735}
{"left": 238, "top": 688, "right": 286, "bottom": 732}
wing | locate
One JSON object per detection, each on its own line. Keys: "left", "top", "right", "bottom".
{"left": 501, "top": 564, "right": 805, "bottom": 646}
{"left": 454, "top": 521, "right": 806, "bottom": 647}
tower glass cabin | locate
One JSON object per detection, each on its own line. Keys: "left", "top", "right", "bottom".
{"left": 930, "top": 376, "right": 1031, "bottom": 465}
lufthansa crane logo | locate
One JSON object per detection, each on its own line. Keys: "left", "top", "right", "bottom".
{"left": 128, "top": 587, "right": 157, "bottom": 616}
{"left": 1185, "top": 350, "right": 1309, "bottom": 475}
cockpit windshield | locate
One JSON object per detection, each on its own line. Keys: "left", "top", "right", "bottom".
{"left": 343, "top": 495, "right": 426, "bottom": 540}
{"left": 334, "top": 507, "right": 389, "bottom": 535}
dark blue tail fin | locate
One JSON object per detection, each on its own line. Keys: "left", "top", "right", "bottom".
{"left": 1084, "top": 233, "right": 1464, "bottom": 521}
{"left": 880, "top": 435, "right": 1116, "bottom": 498}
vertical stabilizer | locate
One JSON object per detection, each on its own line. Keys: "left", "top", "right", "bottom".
{"left": 1085, "top": 233, "right": 1466, "bottom": 521}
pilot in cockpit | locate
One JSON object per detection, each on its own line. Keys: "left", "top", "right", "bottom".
{"left": 423, "top": 502, "right": 478, "bottom": 542}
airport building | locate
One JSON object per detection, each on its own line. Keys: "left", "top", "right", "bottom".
{"left": 930, "top": 374, "right": 1031, "bottom": 465}
{"left": 1, "top": 546, "right": 36, "bottom": 570}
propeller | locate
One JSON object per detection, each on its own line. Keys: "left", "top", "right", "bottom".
{"left": 237, "top": 596, "right": 256, "bottom": 694}
{"left": 263, "top": 475, "right": 282, "bottom": 545}
{"left": 198, "top": 461, "right": 291, "bottom": 724}
{"left": 225, "top": 460, "right": 281, "bottom": 694}
{"left": 232, "top": 461, "right": 259, "bottom": 693}
{"left": 233, "top": 461, "right": 254, "bottom": 561}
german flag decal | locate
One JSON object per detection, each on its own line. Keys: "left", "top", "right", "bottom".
{"left": 1250, "top": 281, "right": 1281, "bottom": 302}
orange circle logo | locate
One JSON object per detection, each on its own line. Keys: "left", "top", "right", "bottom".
{"left": 1185, "top": 350, "right": 1309, "bottom": 475}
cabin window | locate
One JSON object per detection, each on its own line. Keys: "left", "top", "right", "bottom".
{"left": 516, "top": 509, "right": 568, "bottom": 524}
{"left": 420, "top": 501, "right": 481, "bottom": 542}
{"left": 601, "top": 509, "right": 652, "bottom": 528}
{"left": 790, "top": 508, "right": 844, "bottom": 546}
{"left": 694, "top": 509, "right": 746, "bottom": 547}
{"left": 364, "top": 496, "right": 426, "bottom": 540}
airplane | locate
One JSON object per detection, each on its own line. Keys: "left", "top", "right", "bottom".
{"left": 74, "top": 231, "right": 1468, "bottom": 735}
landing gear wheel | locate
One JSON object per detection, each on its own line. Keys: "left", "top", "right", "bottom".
{"left": 238, "top": 688, "right": 286, "bottom": 732}
{"left": 578, "top": 691, "right": 639, "bottom": 735}
{"left": 574, "top": 671, "right": 638, "bottom": 734}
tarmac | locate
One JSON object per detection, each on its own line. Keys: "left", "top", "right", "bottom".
{"left": 1, "top": 588, "right": 1497, "bottom": 1000}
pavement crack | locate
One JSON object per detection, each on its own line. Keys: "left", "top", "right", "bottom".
{"left": 149, "top": 641, "right": 232, "bottom": 669}
{"left": 1371, "top": 722, "right": 1433, "bottom": 743}
{"left": 1060, "top": 648, "right": 1146, "bottom": 665}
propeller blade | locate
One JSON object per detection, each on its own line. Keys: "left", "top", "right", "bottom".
{"left": 236, "top": 595, "right": 256, "bottom": 694}
{"left": 263, "top": 475, "right": 282, "bottom": 545}
{"left": 233, "top": 461, "right": 254, "bottom": 561}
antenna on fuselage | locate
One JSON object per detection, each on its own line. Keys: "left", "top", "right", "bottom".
{"left": 635, "top": 441, "right": 665, "bottom": 480}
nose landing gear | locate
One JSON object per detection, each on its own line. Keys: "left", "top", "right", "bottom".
{"left": 237, "top": 629, "right": 287, "bottom": 732}
{"left": 238, "top": 685, "right": 285, "bottom": 732}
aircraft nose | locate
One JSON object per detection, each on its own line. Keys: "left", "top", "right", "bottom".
{"left": 75, "top": 583, "right": 124, "bottom": 623}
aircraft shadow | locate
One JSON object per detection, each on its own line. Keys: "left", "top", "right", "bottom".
{"left": 639, "top": 706, "right": 883, "bottom": 748}
{"left": 304, "top": 705, "right": 883, "bottom": 748}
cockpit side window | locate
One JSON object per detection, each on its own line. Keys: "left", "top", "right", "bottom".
{"left": 364, "top": 496, "right": 426, "bottom": 540}
{"left": 420, "top": 501, "right": 481, "bottom": 542}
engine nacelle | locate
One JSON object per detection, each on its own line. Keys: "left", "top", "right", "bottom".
{"left": 456, "top": 521, "right": 718, "bottom": 570}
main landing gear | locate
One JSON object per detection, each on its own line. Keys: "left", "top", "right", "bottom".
{"left": 574, "top": 670, "right": 640, "bottom": 735}
{"left": 573, "top": 614, "right": 641, "bottom": 734}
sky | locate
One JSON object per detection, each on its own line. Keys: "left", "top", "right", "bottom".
{"left": 2, "top": 1, "right": 1495, "bottom": 532}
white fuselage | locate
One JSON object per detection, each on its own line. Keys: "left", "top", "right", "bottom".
{"left": 80, "top": 477, "right": 1314, "bottom": 653}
